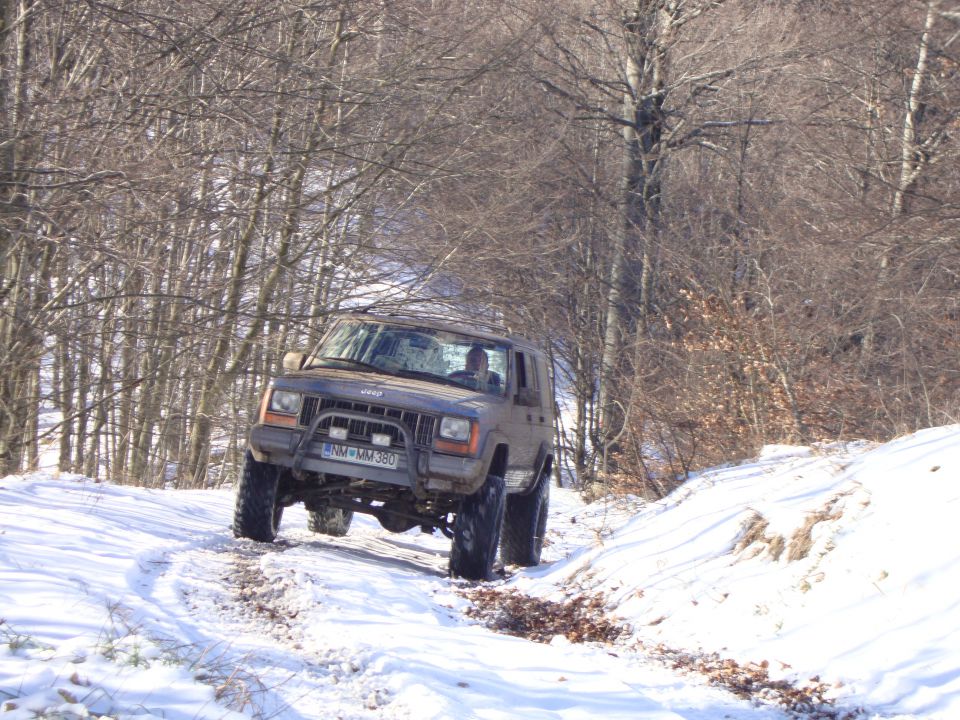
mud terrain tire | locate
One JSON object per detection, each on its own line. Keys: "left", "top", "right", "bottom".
{"left": 449, "top": 473, "right": 505, "bottom": 580}
{"left": 233, "top": 450, "right": 282, "bottom": 542}
{"left": 500, "top": 470, "right": 550, "bottom": 567}
{"left": 307, "top": 507, "right": 354, "bottom": 536}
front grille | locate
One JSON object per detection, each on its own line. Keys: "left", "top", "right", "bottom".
{"left": 298, "top": 395, "right": 437, "bottom": 448}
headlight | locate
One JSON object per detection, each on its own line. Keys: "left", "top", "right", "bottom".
{"left": 268, "top": 390, "right": 301, "bottom": 415}
{"left": 439, "top": 416, "right": 471, "bottom": 442}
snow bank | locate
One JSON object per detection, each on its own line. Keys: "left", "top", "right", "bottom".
{"left": 517, "top": 425, "right": 960, "bottom": 718}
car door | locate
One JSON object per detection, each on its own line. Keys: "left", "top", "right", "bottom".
{"left": 506, "top": 347, "right": 544, "bottom": 491}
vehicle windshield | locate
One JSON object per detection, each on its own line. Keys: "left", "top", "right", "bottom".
{"left": 308, "top": 319, "right": 508, "bottom": 396}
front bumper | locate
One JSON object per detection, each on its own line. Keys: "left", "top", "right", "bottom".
{"left": 249, "top": 409, "right": 486, "bottom": 496}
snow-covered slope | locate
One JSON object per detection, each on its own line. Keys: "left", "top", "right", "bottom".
{"left": 518, "top": 425, "right": 960, "bottom": 718}
{"left": 2, "top": 425, "right": 958, "bottom": 719}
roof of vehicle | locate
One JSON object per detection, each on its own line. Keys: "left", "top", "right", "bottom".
{"left": 335, "top": 312, "right": 540, "bottom": 350}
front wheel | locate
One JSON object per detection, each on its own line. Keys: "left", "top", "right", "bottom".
{"left": 449, "top": 474, "right": 505, "bottom": 581}
{"left": 233, "top": 450, "right": 282, "bottom": 542}
{"left": 500, "top": 470, "right": 550, "bottom": 567}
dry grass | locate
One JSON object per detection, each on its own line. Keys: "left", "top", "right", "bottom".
{"left": 735, "top": 512, "right": 769, "bottom": 552}
{"left": 787, "top": 499, "right": 844, "bottom": 562}
{"left": 734, "top": 511, "right": 786, "bottom": 561}
{"left": 735, "top": 499, "right": 851, "bottom": 564}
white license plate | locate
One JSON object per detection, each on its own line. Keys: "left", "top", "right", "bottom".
{"left": 321, "top": 442, "right": 398, "bottom": 469}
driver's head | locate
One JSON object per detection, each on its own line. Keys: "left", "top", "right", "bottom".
{"left": 466, "top": 346, "right": 488, "bottom": 372}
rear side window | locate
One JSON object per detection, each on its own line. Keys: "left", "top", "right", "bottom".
{"left": 515, "top": 351, "right": 541, "bottom": 405}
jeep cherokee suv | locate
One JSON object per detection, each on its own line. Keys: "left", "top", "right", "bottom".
{"left": 233, "top": 313, "right": 555, "bottom": 580}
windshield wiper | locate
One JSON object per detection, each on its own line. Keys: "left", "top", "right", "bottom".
{"left": 394, "top": 368, "right": 469, "bottom": 389}
{"left": 316, "top": 356, "right": 382, "bottom": 373}
{"left": 315, "top": 359, "right": 472, "bottom": 390}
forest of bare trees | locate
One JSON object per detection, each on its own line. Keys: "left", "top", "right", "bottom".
{"left": 2, "top": 0, "right": 957, "bottom": 495}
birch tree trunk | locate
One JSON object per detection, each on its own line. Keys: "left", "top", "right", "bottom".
{"left": 861, "top": 0, "right": 939, "bottom": 364}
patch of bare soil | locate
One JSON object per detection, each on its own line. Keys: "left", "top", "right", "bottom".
{"left": 462, "top": 587, "right": 863, "bottom": 719}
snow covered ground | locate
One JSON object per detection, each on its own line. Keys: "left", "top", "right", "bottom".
{"left": 1, "top": 424, "right": 958, "bottom": 719}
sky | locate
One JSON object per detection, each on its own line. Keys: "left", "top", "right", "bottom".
{"left": 1, "top": 423, "right": 958, "bottom": 719}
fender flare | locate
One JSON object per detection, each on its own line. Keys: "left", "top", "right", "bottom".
{"left": 518, "top": 442, "right": 553, "bottom": 495}
{"left": 480, "top": 429, "right": 510, "bottom": 478}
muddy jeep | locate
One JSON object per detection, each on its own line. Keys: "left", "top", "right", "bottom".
{"left": 233, "top": 313, "right": 555, "bottom": 580}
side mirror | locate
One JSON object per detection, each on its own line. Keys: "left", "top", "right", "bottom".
{"left": 515, "top": 387, "right": 540, "bottom": 407}
{"left": 282, "top": 351, "right": 307, "bottom": 371}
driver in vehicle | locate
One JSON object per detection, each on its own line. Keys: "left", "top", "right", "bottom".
{"left": 465, "top": 346, "right": 501, "bottom": 388}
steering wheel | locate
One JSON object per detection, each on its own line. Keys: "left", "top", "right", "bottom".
{"left": 448, "top": 370, "right": 478, "bottom": 382}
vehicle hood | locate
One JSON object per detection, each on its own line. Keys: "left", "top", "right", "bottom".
{"left": 274, "top": 367, "right": 501, "bottom": 417}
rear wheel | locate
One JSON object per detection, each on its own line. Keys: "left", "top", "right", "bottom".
{"left": 449, "top": 474, "right": 505, "bottom": 580}
{"left": 233, "top": 450, "right": 282, "bottom": 542}
{"left": 307, "top": 507, "right": 354, "bottom": 536}
{"left": 500, "top": 470, "right": 550, "bottom": 567}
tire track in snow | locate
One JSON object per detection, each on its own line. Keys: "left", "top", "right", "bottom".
{"left": 145, "top": 527, "right": 458, "bottom": 718}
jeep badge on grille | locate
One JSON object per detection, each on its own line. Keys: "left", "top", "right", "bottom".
{"left": 360, "top": 388, "right": 384, "bottom": 398}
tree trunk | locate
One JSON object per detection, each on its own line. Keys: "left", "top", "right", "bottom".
{"left": 862, "top": 0, "right": 938, "bottom": 364}
{"left": 598, "top": 2, "right": 672, "bottom": 459}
